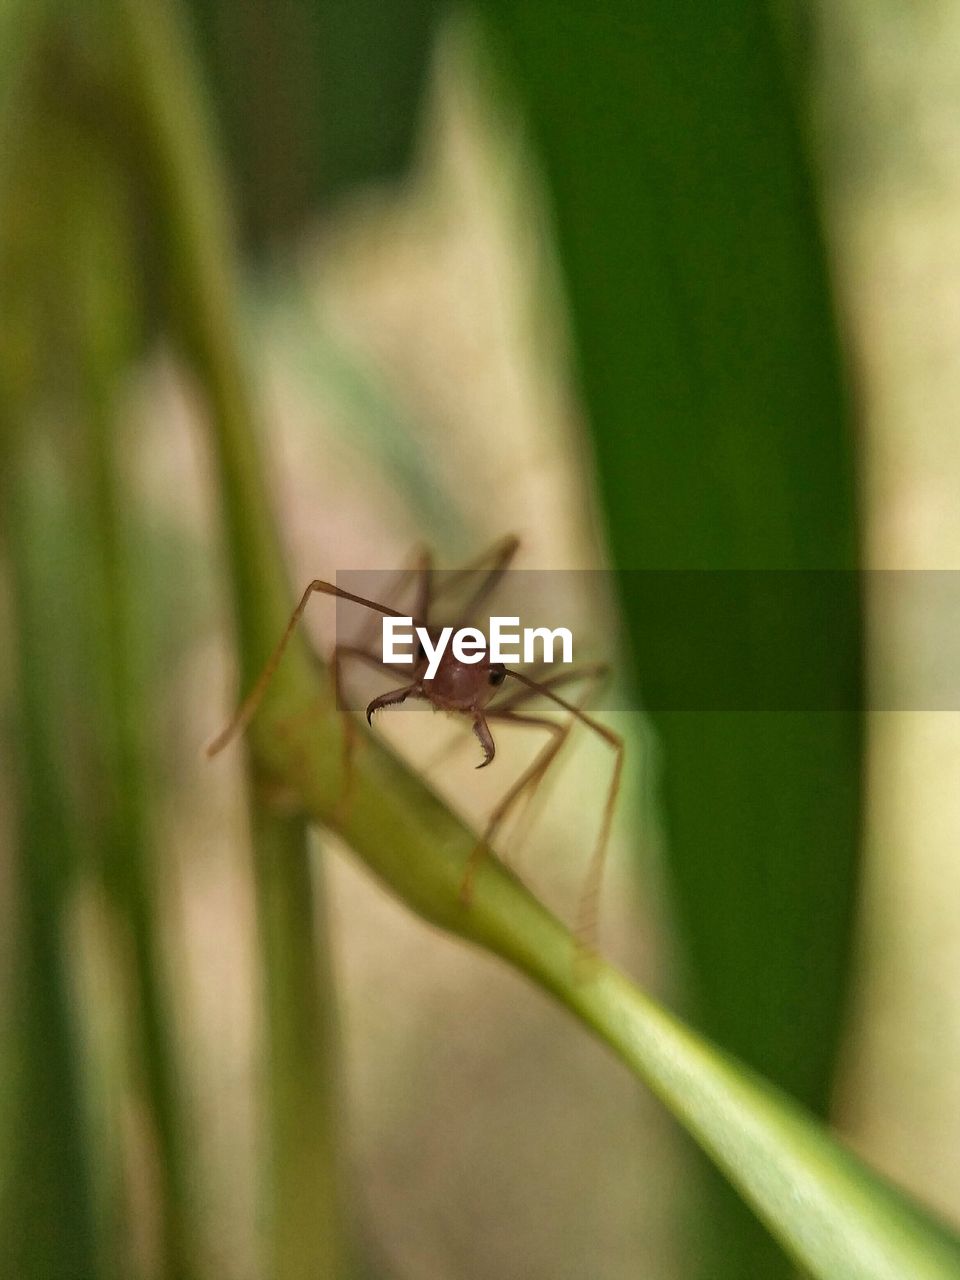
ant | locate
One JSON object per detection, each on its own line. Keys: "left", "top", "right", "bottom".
{"left": 206, "top": 537, "right": 623, "bottom": 947}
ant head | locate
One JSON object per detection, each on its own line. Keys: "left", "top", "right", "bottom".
{"left": 420, "top": 648, "right": 507, "bottom": 712}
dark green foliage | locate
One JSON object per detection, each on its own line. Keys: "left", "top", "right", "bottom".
{"left": 476, "top": 3, "right": 862, "bottom": 1274}
{"left": 188, "top": 0, "right": 443, "bottom": 246}
{"left": 2, "top": 478, "right": 100, "bottom": 1280}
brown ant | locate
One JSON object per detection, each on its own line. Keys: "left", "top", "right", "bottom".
{"left": 206, "top": 537, "right": 623, "bottom": 947}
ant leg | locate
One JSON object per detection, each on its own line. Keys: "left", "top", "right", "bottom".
{"left": 346, "top": 534, "right": 512, "bottom": 663}
{"left": 490, "top": 667, "right": 612, "bottom": 859}
{"left": 330, "top": 645, "right": 414, "bottom": 711}
{"left": 324, "top": 550, "right": 433, "bottom": 812}
{"left": 573, "top": 726, "right": 624, "bottom": 957}
{"left": 477, "top": 664, "right": 609, "bottom": 825}
{"left": 490, "top": 662, "right": 609, "bottom": 715}
{"left": 268, "top": 645, "right": 415, "bottom": 822}
{"left": 453, "top": 668, "right": 611, "bottom": 899}
{"left": 366, "top": 683, "right": 420, "bottom": 723}
{"left": 205, "top": 579, "right": 417, "bottom": 759}
{"left": 414, "top": 663, "right": 608, "bottom": 777}
{"left": 459, "top": 711, "right": 568, "bottom": 905}
{"left": 497, "top": 667, "right": 624, "bottom": 955}
{"left": 447, "top": 534, "right": 520, "bottom": 625}
{"left": 439, "top": 533, "right": 518, "bottom": 589}
{"left": 350, "top": 547, "right": 434, "bottom": 652}
{"left": 413, "top": 549, "right": 433, "bottom": 627}
{"left": 330, "top": 646, "right": 418, "bottom": 823}
{"left": 274, "top": 647, "right": 414, "bottom": 741}
{"left": 473, "top": 714, "right": 496, "bottom": 768}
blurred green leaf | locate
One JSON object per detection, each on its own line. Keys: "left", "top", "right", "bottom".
{"left": 187, "top": 0, "right": 442, "bottom": 247}
{"left": 0, "top": 461, "right": 103, "bottom": 1280}
{"left": 0, "top": 74, "right": 202, "bottom": 1272}
{"left": 72, "top": 135, "right": 200, "bottom": 1280}
{"left": 102, "top": 0, "right": 354, "bottom": 1274}
{"left": 475, "top": 2, "right": 862, "bottom": 1274}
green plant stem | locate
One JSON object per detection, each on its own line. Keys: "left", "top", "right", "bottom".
{"left": 101, "top": 1, "right": 348, "bottom": 1275}
{"left": 243, "top": 680, "right": 960, "bottom": 1280}
{"left": 471, "top": 7, "right": 863, "bottom": 1275}
{"left": 70, "top": 132, "right": 196, "bottom": 1280}
{"left": 254, "top": 811, "right": 346, "bottom": 1280}
{"left": 107, "top": 0, "right": 298, "bottom": 675}
{"left": 0, "top": 444, "right": 102, "bottom": 1280}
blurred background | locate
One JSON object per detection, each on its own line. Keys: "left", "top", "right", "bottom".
{"left": 2, "top": 1, "right": 960, "bottom": 1277}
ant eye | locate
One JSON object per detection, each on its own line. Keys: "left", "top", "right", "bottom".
{"left": 489, "top": 666, "right": 506, "bottom": 686}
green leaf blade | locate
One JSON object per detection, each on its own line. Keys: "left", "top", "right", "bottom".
{"left": 475, "top": 2, "right": 863, "bottom": 1273}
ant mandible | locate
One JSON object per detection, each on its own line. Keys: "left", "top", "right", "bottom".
{"left": 206, "top": 537, "right": 623, "bottom": 947}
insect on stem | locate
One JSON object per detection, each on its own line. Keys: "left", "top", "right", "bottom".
{"left": 206, "top": 540, "right": 623, "bottom": 951}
